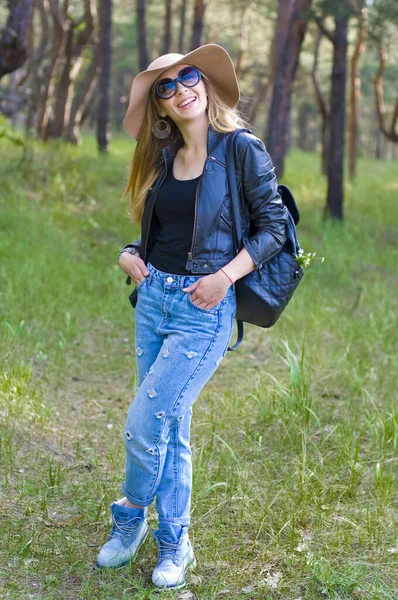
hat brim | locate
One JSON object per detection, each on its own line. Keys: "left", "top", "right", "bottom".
{"left": 123, "top": 44, "right": 240, "bottom": 140}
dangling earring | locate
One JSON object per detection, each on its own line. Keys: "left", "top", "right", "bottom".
{"left": 152, "top": 118, "right": 171, "bottom": 139}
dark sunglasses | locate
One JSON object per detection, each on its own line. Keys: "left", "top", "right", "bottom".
{"left": 155, "top": 66, "right": 201, "bottom": 100}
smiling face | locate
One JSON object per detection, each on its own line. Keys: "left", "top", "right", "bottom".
{"left": 155, "top": 63, "right": 208, "bottom": 126}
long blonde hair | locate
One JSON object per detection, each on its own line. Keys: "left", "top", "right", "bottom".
{"left": 123, "top": 69, "right": 250, "bottom": 223}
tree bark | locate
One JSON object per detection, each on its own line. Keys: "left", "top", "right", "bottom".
{"left": 325, "top": 2, "right": 349, "bottom": 221}
{"left": 48, "top": 0, "right": 95, "bottom": 138}
{"left": 136, "top": 0, "right": 149, "bottom": 70}
{"left": 37, "top": 0, "right": 70, "bottom": 139}
{"left": 265, "top": 0, "right": 312, "bottom": 177}
{"left": 178, "top": 0, "right": 188, "bottom": 54}
{"left": 235, "top": 5, "right": 250, "bottom": 80}
{"left": 247, "top": 74, "right": 270, "bottom": 125}
{"left": 348, "top": 3, "right": 367, "bottom": 180}
{"left": 46, "top": 23, "right": 73, "bottom": 138}
{"left": 65, "top": 41, "right": 100, "bottom": 144}
{"left": 97, "top": 0, "right": 112, "bottom": 152}
{"left": 296, "top": 101, "right": 315, "bottom": 151}
{"left": 311, "top": 30, "right": 330, "bottom": 175}
{"left": 164, "top": 0, "right": 172, "bottom": 54}
{"left": 374, "top": 41, "right": 398, "bottom": 144}
{"left": 81, "top": 81, "right": 99, "bottom": 125}
{"left": 25, "top": 0, "right": 50, "bottom": 133}
{"left": 190, "top": 0, "right": 206, "bottom": 50}
{"left": 112, "top": 69, "right": 126, "bottom": 132}
{"left": 0, "top": 0, "right": 34, "bottom": 80}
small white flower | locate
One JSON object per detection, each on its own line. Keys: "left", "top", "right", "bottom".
{"left": 306, "top": 550, "right": 316, "bottom": 565}
{"left": 264, "top": 572, "right": 282, "bottom": 589}
{"left": 296, "top": 541, "right": 308, "bottom": 552}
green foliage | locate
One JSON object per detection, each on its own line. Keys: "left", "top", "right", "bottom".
{"left": 311, "top": 0, "right": 354, "bottom": 20}
{"left": 0, "top": 137, "right": 397, "bottom": 598}
{"left": 0, "top": 365, "right": 50, "bottom": 423}
{"left": 295, "top": 248, "right": 325, "bottom": 267}
{"left": 368, "top": 0, "right": 398, "bottom": 43}
{"left": 0, "top": 114, "right": 26, "bottom": 150}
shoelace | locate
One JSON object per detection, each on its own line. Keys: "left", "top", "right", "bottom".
{"left": 156, "top": 536, "right": 181, "bottom": 562}
{"left": 110, "top": 515, "right": 143, "bottom": 541}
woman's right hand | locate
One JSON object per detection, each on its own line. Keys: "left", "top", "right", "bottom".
{"left": 118, "top": 252, "right": 149, "bottom": 285}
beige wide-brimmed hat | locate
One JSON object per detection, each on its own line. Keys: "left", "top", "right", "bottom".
{"left": 123, "top": 43, "right": 240, "bottom": 140}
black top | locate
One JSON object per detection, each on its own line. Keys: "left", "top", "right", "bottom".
{"left": 147, "top": 158, "right": 201, "bottom": 275}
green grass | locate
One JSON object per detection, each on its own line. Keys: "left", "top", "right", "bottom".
{"left": 0, "top": 133, "right": 397, "bottom": 599}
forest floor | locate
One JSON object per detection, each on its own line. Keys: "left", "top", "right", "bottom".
{"left": 0, "top": 134, "right": 397, "bottom": 600}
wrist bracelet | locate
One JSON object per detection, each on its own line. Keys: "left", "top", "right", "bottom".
{"left": 220, "top": 267, "right": 234, "bottom": 285}
{"left": 118, "top": 247, "right": 139, "bottom": 261}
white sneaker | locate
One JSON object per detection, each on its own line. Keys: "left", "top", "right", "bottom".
{"left": 152, "top": 525, "right": 196, "bottom": 589}
{"left": 96, "top": 499, "right": 149, "bottom": 569}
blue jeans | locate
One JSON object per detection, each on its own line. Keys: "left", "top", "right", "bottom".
{"left": 121, "top": 262, "right": 236, "bottom": 528}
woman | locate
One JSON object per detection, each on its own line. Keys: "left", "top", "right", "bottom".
{"left": 96, "top": 43, "right": 288, "bottom": 589}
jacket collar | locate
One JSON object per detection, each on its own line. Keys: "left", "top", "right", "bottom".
{"left": 155, "top": 122, "right": 221, "bottom": 168}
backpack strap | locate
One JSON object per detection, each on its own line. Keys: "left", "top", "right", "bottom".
{"left": 227, "top": 319, "right": 244, "bottom": 351}
{"left": 225, "top": 129, "right": 252, "bottom": 352}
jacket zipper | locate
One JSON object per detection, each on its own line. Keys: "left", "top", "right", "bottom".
{"left": 188, "top": 126, "right": 214, "bottom": 264}
{"left": 209, "top": 155, "right": 227, "bottom": 169}
{"left": 255, "top": 238, "right": 288, "bottom": 270}
{"left": 256, "top": 248, "right": 279, "bottom": 270}
{"left": 187, "top": 177, "right": 201, "bottom": 263}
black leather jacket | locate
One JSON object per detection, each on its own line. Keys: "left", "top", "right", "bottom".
{"left": 123, "top": 123, "right": 288, "bottom": 275}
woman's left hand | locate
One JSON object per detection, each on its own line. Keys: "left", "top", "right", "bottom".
{"left": 182, "top": 271, "right": 233, "bottom": 311}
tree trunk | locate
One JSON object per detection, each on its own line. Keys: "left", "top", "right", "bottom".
{"left": 190, "top": 0, "right": 206, "bottom": 50}
{"left": 136, "top": 0, "right": 149, "bottom": 70}
{"left": 246, "top": 74, "right": 270, "bottom": 125}
{"left": 25, "top": 0, "right": 50, "bottom": 134}
{"left": 348, "top": 3, "right": 367, "bottom": 180}
{"left": 113, "top": 69, "right": 126, "bottom": 132}
{"left": 178, "top": 0, "right": 188, "bottom": 54}
{"left": 47, "top": 25, "right": 74, "bottom": 137}
{"left": 374, "top": 41, "right": 398, "bottom": 144}
{"left": 37, "top": 0, "right": 70, "bottom": 140}
{"left": 81, "top": 81, "right": 99, "bottom": 125}
{"left": 164, "top": 0, "right": 172, "bottom": 54}
{"left": 48, "top": 0, "right": 95, "bottom": 138}
{"left": 326, "top": 3, "right": 349, "bottom": 220}
{"left": 297, "top": 102, "right": 313, "bottom": 151}
{"left": 311, "top": 30, "right": 330, "bottom": 175}
{"left": 0, "top": 0, "right": 34, "bottom": 80}
{"left": 97, "top": 0, "right": 112, "bottom": 152}
{"left": 235, "top": 5, "right": 249, "bottom": 80}
{"left": 65, "top": 42, "right": 100, "bottom": 144}
{"left": 265, "top": 0, "right": 312, "bottom": 177}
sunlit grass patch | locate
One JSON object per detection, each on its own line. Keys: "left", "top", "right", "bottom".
{"left": 0, "top": 364, "right": 50, "bottom": 423}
